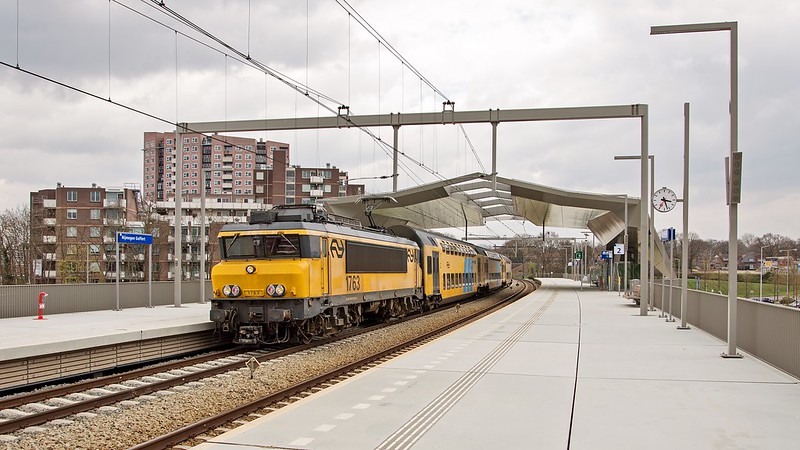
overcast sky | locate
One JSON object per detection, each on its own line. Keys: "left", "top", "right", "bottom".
{"left": 0, "top": 0, "right": 797, "bottom": 241}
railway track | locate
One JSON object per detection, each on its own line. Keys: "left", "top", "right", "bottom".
{"left": 0, "top": 281, "right": 535, "bottom": 448}
{"left": 134, "top": 280, "right": 536, "bottom": 450}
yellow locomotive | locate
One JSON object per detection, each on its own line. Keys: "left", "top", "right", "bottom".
{"left": 210, "top": 205, "right": 511, "bottom": 345}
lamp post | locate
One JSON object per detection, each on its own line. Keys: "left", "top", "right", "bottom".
{"left": 760, "top": 244, "right": 772, "bottom": 301}
{"left": 614, "top": 154, "right": 655, "bottom": 311}
{"left": 652, "top": 21, "right": 739, "bottom": 357}
{"left": 781, "top": 249, "right": 796, "bottom": 301}
{"left": 199, "top": 168, "right": 208, "bottom": 304}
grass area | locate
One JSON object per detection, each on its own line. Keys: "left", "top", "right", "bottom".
{"left": 688, "top": 272, "right": 798, "bottom": 302}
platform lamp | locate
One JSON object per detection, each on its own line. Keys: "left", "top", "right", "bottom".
{"left": 652, "top": 21, "right": 740, "bottom": 357}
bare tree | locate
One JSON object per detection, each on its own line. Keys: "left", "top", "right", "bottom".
{"left": 0, "top": 205, "right": 31, "bottom": 284}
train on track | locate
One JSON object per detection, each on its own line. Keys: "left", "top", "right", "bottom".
{"left": 210, "top": 205, "right": 512, "bottom": 345}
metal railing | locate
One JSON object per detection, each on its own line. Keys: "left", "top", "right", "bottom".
{"left": 653, "top": 280, "right": 800, "bottom": 379}
{"left": 0, "top": 281, "right": 212, "bottom": 318}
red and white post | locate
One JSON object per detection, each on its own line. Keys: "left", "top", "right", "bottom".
{"left": 35, "top": 291, "right": 47, "bottom": 320}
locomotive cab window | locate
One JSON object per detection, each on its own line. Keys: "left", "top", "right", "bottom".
{"left": 221, "top": 234, "right": 308, "bottom": 259}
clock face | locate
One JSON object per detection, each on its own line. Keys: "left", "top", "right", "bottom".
{"left": 652, "top": 187, "right": 677, "bottom": 213}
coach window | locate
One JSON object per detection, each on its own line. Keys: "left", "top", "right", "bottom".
{"left": 427, "top": 256, "right": 432, "bottom": 274}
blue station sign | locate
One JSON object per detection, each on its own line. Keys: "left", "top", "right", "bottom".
{"left": 117, "top": 232, "right": 154, "bottom": 245}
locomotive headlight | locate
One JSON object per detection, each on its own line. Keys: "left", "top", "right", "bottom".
{"left": 222, "top": 284, "right": 242, "bottom": 298}
{"left": 265, "top": 284, "right": 286, "bottom": 297}
{"left": 245, "top": 265, "right": 256, "bottom": 274}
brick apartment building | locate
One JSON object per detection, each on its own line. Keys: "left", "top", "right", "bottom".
{"left": 30, "top": 184, "right": 144, "bottom": 283}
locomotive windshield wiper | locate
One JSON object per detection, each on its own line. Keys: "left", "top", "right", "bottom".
{"left": 225, "top": 233, "right": 240, "bottom": 255}
{"left": 280, "top": 233, "right": 298, "bottom": 252}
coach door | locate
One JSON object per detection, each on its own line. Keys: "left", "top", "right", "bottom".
{"left": 321, "top": 237, "right": 329, "bottom": 295}
{"left": 432, "top": 251, "right": 440, "bottom": 295}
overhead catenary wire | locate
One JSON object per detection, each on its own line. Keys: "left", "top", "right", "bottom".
{"left": 12, "top": 0, "right": 522, "bottom": 240}
{"left": 140, "top": 0, "right": 443, "bottom": 181}
{"left": 333, "top": 0, "right": 486, "bottom": 173}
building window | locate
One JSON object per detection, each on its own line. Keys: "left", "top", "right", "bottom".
{"left": 166, "top": 139, "right": 173, "bottom": 145}
{"left": 89, "top": 244, "right": 100, "bottom": 254}
{"left": 66, "top": 190, "right": 78, "bottom": 202}
{"left": 235, "top": 163, "right": 242, "bottom": 169}
{"left": 286, "top": 184, "right": 295, "bottom": 194}
{"left": 256, "top": 172, "right": 265, "bottom": 181}
{"left": 67, "top": 244, "right": 77, "bottom": 255}
{"left": 67, "top": 209, "right": 77, "bottom": 220}
{"left": 256, "top": 185, "right": 264, "bottom": 194}
{"left": 183, "top": 138, "right": 189, "bottom": 144}
{"left": 90, "top": 226, "right": 101, "bottom": 237}
{"left": 235, "top": 154, "right": 242, "bottom": 160}
{"left": 214, "top": 145, "right": 220, "bottom": 151}
{"left": 192, "top": 137, "right": 198, "bottom": 143}
{"left": 89, "top": 191, "right": 100, "bottom": 202}
{"left": 90, "top": 209, "right": 101, "bottom": 220}
{"left": 66, "top": 226, "right": 78, "bottom": 237}
{"left": 245, "top": 154, "right": 253, "bottom": 160}
{"left": 286, "top": 170, "right": 296, "bottom": 182}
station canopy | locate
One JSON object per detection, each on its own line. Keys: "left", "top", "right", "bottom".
{"left": 324, "top": 172, "right": 642, "bottom": 246}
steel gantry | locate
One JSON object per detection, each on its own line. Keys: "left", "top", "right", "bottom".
{"left": 176, "top": 104, "right": 652, "bottom": 316}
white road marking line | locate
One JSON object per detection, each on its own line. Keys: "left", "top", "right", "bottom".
{"left": 368, "top": 395, "right": 385, "bottom": 401}
{"left": 314, "top": 424, "right": 336, "bottom": 432}
{"left": 352, "top": 403, "right": 371, "bottom": 409}
{"left": 290, "top": 437, "right": 314, "bottom": 446}
{"left": 335, "top": 413, "right": 355, "bottom": 420}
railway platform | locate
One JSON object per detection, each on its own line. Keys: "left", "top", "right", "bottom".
{"left": 0, "top": 302, "right": 212, "bottom": 362}
{"left": 193, "top": 278, "right": 800, "bottom": 450}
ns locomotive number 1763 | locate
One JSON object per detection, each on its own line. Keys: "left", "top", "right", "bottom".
{"left": 210, "top": 205, "right": 511, "bottom": 345}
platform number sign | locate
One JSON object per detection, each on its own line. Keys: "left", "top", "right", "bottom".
{"left": 575, "top": 251, "right": 583, "bottom": 260}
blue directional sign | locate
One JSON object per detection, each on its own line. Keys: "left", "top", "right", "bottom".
{"left": 117, "top": 232, "right": 153, "bottom": 245}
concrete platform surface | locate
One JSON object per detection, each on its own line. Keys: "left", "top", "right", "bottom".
{"left": 192, "top": 278, "right": 800, "bottom": 450}
{"left": 0, "top": 302, "right": 212, "bottom": 361}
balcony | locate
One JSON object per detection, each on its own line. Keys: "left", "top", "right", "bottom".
{"left": 43, "top": 270, "right": 57, "bottom": 278}
{"left": 103, "top": 236, "right": 115, "bottom": 244}
{"left": 103, "top": 199, "right": 127, "bottom": 208}
{"left": 103, "top": 218, "right": 124, "bottom": 226}
{"left": 310, "top": 175, "right": 324, "bottom": 184}
{"left": 309, "top": 189, "right": 324, "bottom": 197}
{"left": 43, "top": 235, "right": 56, "bottom": 244}
{"left": 43, "top": 199, "right": 56, "bottom": 208}
{"left": 44, "top": 253, "right": 56, "bottom": 261}
{"left": 43, "top": 218, "right": 56, "bottom": 226}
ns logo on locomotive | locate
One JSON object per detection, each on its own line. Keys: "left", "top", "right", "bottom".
{"left": 210, "top": 204, "right": 512, "bottom": 345}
